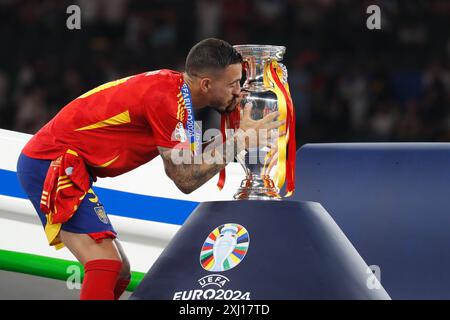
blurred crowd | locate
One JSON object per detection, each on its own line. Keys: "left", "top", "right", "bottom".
{"left": 0, "top": 0, "right": 449, "bottom": 145}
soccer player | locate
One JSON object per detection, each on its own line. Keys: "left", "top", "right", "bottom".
{"left": 16, "top": 38, "right": 284, "bottom": 300}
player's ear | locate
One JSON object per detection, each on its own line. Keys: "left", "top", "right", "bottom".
{"left": 199, "top": 77, "right": 211, "bottom": 93}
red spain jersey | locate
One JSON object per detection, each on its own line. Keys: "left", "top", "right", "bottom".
{"left": 22, "top": 69, "right": 189, "bottom": 178}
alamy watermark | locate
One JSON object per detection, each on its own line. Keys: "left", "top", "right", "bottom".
{"left": 366, "top": 265, "right": 382, "bottom": 290}
{"left": 366, "top": 5, "right": 381, "bottom": 30}
{"left": 66, "top": 264, "right": 82, "bottom": 290}
{"left": 66, "top": 5, "right": 81, "bottom": 30}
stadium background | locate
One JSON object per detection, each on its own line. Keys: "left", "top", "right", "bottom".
{"left": 0, "top": 0, "right": 449, "bottom": 145}
{"left": 0, "top": 0, "right": 450, "bottom": 301}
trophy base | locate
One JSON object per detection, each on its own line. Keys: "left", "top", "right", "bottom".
{"left": 233, "top": 175, "right": 281, "bottom": 200}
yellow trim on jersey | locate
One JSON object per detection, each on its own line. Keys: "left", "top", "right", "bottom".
{"left": 57, "top": 178, "right": 71, "bottom": 186}
{"left": 87, "top": 188, "right": 99, "bottom": 203}
{"left": 77, "top": 76, "right": 133, "bottom": 99}
{"left": 74, "top": 110, "right": 131, "bottom": 131}
{"left": 93, "top": 155, "right": 120, "bottom": 168}
{"left": 56, "top": 183, "right": 74, "bottom": 193}
{"left": 66, "top": 149, "right": 78, "bottom": 156}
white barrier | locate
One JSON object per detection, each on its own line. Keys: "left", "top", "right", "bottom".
{"left": 0, "top": 128, "right": 243, "bottom": 273}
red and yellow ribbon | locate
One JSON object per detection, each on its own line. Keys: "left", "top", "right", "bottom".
{"left": 217, "top": 60, "right": 296, "bottom": 196}
{"left": 263, "top": 61, "right": 296, "bottom": 196}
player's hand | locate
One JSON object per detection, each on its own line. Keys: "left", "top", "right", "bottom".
{"left": 236, "top": 103, "right": 286, "bottom": 150}
{"left": 236, "top": 91, "right": 248, "bottom": 106}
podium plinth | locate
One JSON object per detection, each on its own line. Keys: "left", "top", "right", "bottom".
{"left": 131, "top": 200, "right": 390, "bottom": 300}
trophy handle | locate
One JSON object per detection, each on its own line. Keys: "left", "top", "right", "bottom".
{"left": 278, "top": 62, "right": 288, "bottom": 85}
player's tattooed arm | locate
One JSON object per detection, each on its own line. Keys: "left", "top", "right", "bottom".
{"left": 157, "top": 133, "right": 242, "bottom": 194}
{"left": 158, "top": 105, "right": 284, "bottom": 194}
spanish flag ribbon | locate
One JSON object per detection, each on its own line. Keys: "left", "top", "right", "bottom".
{"left": 217, "top": 104, "right": 241, "bottom": 190}
{"left": 217, "top": 60, "right": 296, "bottom": 196}
{"left": 217, "top": 115, "right": 227, "bottom": 190}
{"left": 265, "top": 60, "right": 296, "bottom": 196}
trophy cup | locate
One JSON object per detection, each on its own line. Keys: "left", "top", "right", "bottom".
{"left": 232, "top": 45, "right": 295, "bottom": 200}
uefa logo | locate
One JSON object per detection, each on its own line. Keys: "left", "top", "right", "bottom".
{"left": 200, "top": 223, "right": 250, "bottom": 272}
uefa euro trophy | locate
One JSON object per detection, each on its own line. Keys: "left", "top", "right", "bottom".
{"left": 233, "top": 45, "right": 295, "bottom": 200}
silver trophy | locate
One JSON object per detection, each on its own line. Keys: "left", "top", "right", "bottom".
{"left": 233, "top": 45, "right": 289, "bottom": 200}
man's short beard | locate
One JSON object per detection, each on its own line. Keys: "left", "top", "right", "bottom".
{"left": 222, "top": 102, "right": 237, "bottom": 114}
{"left": 210, "top": 98, "right": 237, "bottom": 114}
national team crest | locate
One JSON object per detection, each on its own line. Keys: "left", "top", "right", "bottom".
{"left": 200, "top": 223, "right": 250, "bottom": 272}
{"left": 94, "top": 206, "right": 109, "bottom": 224}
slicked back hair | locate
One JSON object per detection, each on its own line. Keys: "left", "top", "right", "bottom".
{"left": 185, "top": 38, "right": 242, "bottom": 77}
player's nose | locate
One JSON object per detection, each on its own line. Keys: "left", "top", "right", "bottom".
{"left": 232, "top": 84, "right": 241, "bottom": 97}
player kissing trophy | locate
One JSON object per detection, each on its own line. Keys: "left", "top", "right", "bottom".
{"left": 231, "top": 45, "right": 296, "bottom": 200}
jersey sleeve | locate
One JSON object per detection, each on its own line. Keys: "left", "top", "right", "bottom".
{"left": 144, "top": 92, "right": 190, "bottom": 150}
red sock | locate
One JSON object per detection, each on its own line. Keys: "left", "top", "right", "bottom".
{"left": 80, "top": 259, "right": 122, "bottom": 300}
{"left": 114, "top": 277, "right": 131, "bottom": 300}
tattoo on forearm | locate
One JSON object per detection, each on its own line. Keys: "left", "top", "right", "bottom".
{"left": 165, "top": 133, "right": 240, "bottom": 193}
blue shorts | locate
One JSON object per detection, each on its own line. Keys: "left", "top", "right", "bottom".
{"left": 16, "top": 152, "right": 117, "bottom": 243}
